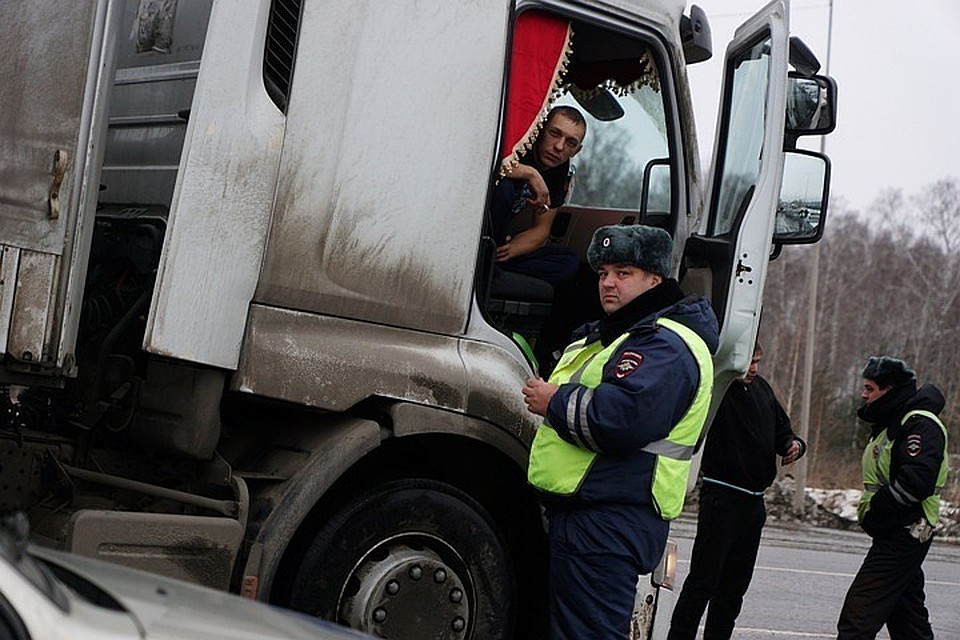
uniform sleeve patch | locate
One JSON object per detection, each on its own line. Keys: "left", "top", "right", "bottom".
{"left": 905, "top": 434, "right": 923, "bottom": 457}
{"left": 615, "top": 351, "right": 644, "bottom": 379}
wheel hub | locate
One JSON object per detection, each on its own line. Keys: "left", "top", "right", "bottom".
{"left": 339, "top": 535, "right": 472, "bottom": 639}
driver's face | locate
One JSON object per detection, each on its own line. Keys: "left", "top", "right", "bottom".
{"left": 535, "top": 114, "right": 584, "bottom": 169}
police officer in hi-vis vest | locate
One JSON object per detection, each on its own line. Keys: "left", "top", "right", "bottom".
{"left": 522, "top": 224, "right": 719, "bottom": 639}
{"left": 838, "top": 356, "right": 950, "bottom": 639}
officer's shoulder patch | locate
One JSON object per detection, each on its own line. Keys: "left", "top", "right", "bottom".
{"left": 905, "top": 433, "right": 923, "bottom": 457}
{"left": 615, "top": 350, "right": 643, "bottom": 379}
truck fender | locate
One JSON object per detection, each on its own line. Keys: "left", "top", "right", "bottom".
{"left": 387, "top": 402, "right": 528, "bottom": 467}
{"left": 241, "top": 415, "right": 380, "bottom": 600}
{"left": 242, "top": 403, "right": 530, "bottom": 600}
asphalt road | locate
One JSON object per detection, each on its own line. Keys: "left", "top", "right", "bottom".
{"left": 666, "top": 517, "right": 960, "bottom": 639}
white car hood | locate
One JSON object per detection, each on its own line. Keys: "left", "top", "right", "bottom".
{"left": 31, "top": 546, "right": 369, "bottom": 639}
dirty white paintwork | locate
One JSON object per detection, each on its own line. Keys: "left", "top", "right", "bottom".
{"left": 0, "top": 0, "right": 118, "bottom": 371}
{"left": 706, "top": 0, "right": 789, "bottom": 385}
{"left": 237, "top": 304, "right": 469, "bottom": 411}
{"left": 581, "top": 0, "right": 685, "bottom": 34}
{"left": 0, "top": 2, "right": 100, "bottom": 255}
{"left": 683, "top": 0, "right": 791, "bottom": 498}
{"left": 0, "top": 246, "right": 20, "bottom": 356}
{"left": 56, "top": 0, "right": 124, "bottom": 373}
{"left": 254, "top": 0, "right": 509, "bottom": 335}
{"left": 5, "top": 250, "right": 56, "bottom": 364}
{"left": 144, "top": 1, "right": 285, "bottom": 369}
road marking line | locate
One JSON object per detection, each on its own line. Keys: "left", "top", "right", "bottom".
{"left": 733, "top": 627, "right": 837, "bottom": 637}
{"left": 752, "top": 564, "right": 960, "bottom": 587}
{"left": 754, "top": 564, "right": 852, "bottom": 578}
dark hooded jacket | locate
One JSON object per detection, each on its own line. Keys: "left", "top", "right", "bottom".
{"left": 857, "top": 381, "right": 947, "bottom": 536}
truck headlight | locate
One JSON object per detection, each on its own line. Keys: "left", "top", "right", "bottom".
{"left": 651, "top": 539, "right": 677, "bottom": 590}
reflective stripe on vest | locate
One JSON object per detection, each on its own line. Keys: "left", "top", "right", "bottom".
{"left": 858, "top": 409, "right": 949, "bottom": 526}
{"left": 526, "top": 317, "right": 713, "bottom": 521}
{"left": 526, "top": 335, "right": 628, "bottom": 496}
{"left": 646, "top": 317, "right": 714, "bottom": 519}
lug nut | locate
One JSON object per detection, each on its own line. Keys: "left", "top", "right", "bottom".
{"left": 449, "top": 588, "right": 463, "bottom": 603}
{"left": 434, "top": 568, "right": 447, "bottom": 583}
{"left": 452, "top": 617, "right": 466, "bottom": 632}
{"left": 373, "top": 608, "right": 387, "bottom": 623}
{"left": 386, "top": 580, "right": 400, "bottom": 595}
{"left": 409, "top": 565, "right": 423, "bottom": 580}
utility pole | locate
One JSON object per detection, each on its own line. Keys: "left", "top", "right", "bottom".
{"left": 793, "top": 0, "right": 834, "bottom": 515}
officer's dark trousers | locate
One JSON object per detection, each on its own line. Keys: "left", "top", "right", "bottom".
{"left": 667, "top": 484, "right": 766, "bottom": 640}
{"left": 548, "top": 507, "right": 667, "bottom": 639}
{"left": 837, "top": 528, "right": 934, "bottom": 639}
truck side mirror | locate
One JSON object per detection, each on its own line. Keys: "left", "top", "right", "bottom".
{"left": 773, "top": 150, "right": 830, "bottom": 245}
{"left": 785, "top": 73, "right": 837, "bottom": 146}
{"left": 681, "top": 5, "right": 712, "bottom": 64}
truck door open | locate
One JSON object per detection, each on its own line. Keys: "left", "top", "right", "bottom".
{"left": 682, "top": 0, "right": 790, "bottom": 392}
{"left": 0, "top": 2, "right": 120, "bottom": 376}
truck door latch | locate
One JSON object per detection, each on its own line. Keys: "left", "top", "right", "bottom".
{"left": 49, "top": 149, "right": 68, "bottom": 219}
{"left": 736, "top": 259, "right": 753, "bottom": 278}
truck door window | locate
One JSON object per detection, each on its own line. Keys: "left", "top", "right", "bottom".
{"left": 709, "top": 35, "right": 771, "bottom": 237}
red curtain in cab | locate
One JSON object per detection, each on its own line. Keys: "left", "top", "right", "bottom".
{"left": 500, "top": 11, "right": 573, "bottom": 174}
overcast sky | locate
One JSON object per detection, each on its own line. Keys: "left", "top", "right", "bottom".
{"left": 686, "top": 0, "right": 960, "bottom": 214}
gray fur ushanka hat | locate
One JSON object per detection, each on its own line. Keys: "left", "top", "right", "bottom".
{"left": 861, "top": 356, "right": 916, "bottom": 388}
{"left": 586, "top": 224, "right": 673, "bottom": 276}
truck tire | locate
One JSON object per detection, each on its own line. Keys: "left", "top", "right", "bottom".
{"left": 288, "top": 478, "right": 515, "bottom": 639}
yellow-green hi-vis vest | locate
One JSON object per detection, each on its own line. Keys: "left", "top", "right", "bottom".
{"left": 858, "top": 410, "right": 950, "bottom": 526}
{"left": 527, "top": 316, "right": 714, "bottom": 520}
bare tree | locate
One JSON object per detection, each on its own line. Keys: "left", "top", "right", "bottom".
{"left": 758, "top": 177, "right": 960, "bottom": 492}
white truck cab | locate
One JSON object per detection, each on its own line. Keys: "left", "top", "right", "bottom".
{"left": 0, "top": 1, "right": 835, "bottom": 637}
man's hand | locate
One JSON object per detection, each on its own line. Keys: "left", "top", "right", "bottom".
{"left": 524, "top": 171, "right": 550, "bottom": 209}
{"left": 508, "top": 164, "right": 550, "bottom": 209}
{"left": 782, "top": 440, "right": 802, "bottom": 465}
{"left": 523, "top": 377, "right": 558, "bottom": 417}
{"left": 495, "top": 236, "right": 514, "bottom": 262}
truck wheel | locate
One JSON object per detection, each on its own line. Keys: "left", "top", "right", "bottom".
{"left": 289, "top": 478, "right": 515, "bottom": 639}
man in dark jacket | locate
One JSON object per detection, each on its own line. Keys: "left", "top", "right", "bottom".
{"left": 667, "top": 343, "right": 805, "bottom": 640}
{"left": 492, "top": 105, "right": 584, "bottom": 288}
{"left": 837, "top": 356, "right": 949, "bottom": 639}
{"left": 522, "top": 224, "right": 719, "bottom": 639}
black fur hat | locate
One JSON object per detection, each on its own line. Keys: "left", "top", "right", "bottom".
{"left": 861, "top": 356, "right": 916, "bottom": 388}
{"left": 586, "top": 224, "right": 673, "bottom": 276}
